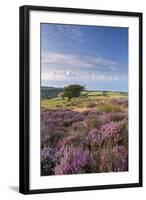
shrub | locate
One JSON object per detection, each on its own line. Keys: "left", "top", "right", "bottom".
{"left": 84, "top": 113, "right": 101, "bottom": 129}
{"left": 84, "top": 128, "right": 101, "bottom": 151}
{"left": 71, "top": 121, "right": 89, "bottom": 138}
{"left": 112, "top": 145, "right": 128, "bottom": 171}
{"left": 99, "top": 145, "right": 128, "bottom": 172}
{"left": 99, "top": 104, "right": 122, "bottom": 113}
{"left": 109, "top": 112, "right": 127, "bottom": 122}
{"left": 99, "top": 122, "right": 121, "bottom": 146}
{"left": 41, "top": 146, "right": 56, "bottom": 175}
{"left": 111, "top": 99, "right": 128, "bottom": 107}
{"left": 97, "top": 113, "right": 111, "bottom": 125}
{"left": 118, "top": 119, "right": 128, "bottom": 148}
{"left": 41, "top": 103, "right": 128, "bottom": 175}
{"left": 54, "top": 145, "right": 92, "bottom": 175}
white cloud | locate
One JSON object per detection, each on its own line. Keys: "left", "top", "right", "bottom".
{"left": 41, "top": 52, "right": 121, "bottom": 72}
{"left": 41, "top": 70, "right": 119, "bottom": 82}
{"left": 42, "top": 52, "right": 93, "bottom": 68}
{"left": 41, "top": 52, "right": 125, "bottom": 83}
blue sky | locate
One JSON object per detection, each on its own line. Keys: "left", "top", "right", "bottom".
{"left": 41, "top": 23, "right": 128, "bottom": 92}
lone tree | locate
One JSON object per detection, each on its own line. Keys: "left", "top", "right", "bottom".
{"left": 63, "top": 84, "right": 84, "bottom": 100}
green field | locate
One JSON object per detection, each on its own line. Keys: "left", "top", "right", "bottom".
{"left": 41, "top": 91, "right": 128, "bottom": 112}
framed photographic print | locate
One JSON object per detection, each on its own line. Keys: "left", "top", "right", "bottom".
{"left": 19, "top": 5, "right": 143, "bottom": 194}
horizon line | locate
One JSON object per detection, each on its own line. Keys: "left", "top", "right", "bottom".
{"left": 41, "top": 85, "right": 128, "bottom": 93}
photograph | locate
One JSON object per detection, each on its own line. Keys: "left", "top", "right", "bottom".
{"left": 19, "top": 5, "right": 142, "bottom": 194}
{"left": 40, "top": 23, "right": 129, "bottom": 176}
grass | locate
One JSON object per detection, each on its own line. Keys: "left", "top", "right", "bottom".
{"left": 98, "top": 104, "right": 122, "bottom": 112}
{"left": 41, "top": 91, "right": 128, "bottom": 111}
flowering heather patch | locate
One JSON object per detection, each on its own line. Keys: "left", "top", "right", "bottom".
{"left": 41, "top": 146, "right": 57, "bottom": 175}
{"left": 112, "top": 145, "right": 128, "bottom": 171}
{"left": 41, "top": 146, "right": 55, "bottom": 161}
{"left": 99, "top": 122, "right": 121, "bottom": 145}
{"left": 111, "top": 98, "right": 128, "bottom": 107}
{"left": 98, "top": 113, "right": 111, "bottom": 125}
{"left": 54, "top": 145, "right": 92, "bottom": 175}
{"left": 83, "top": 128, "right": 101, "bottom": 152}
{"left": 100, "top": 145, "right": 128, "bottom": 172}
{"left": 41, "top": 99, "right": 128, "bottom": 175}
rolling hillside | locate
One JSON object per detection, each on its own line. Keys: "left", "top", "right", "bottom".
{"left": 41, "top": 86, "right": 64, "bottom": 99}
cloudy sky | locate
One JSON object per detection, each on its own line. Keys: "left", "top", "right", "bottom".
{"left": 41, "top": 23, "right": 128, "bottom": 92}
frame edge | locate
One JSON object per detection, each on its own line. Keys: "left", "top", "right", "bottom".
{"left": 19, "top": 6, "right": 30, "bottom": 194}
{"left": 138, "top": 12, "right": 143, "bottom": 187}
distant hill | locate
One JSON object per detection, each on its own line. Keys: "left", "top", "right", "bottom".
{"left": 41, "top": 86, "right": 128, "bottom": 99}
{"left": 41, "top": 86, "right": 64, "bottom": 98}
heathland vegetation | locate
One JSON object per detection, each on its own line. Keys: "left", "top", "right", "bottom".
{"left": 41, "top": 85, "right": 128, "bottom": 175}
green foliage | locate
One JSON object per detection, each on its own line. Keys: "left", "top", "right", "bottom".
{"left": 99, "top": 104, "right": 122, "bottom": 113}
{"left": 63, "top": 84, "right": 85, "bottom": 100}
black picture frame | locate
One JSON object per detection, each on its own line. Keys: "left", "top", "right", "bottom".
{"left": 19, "top": 5, "right": 143, "bottom": 194}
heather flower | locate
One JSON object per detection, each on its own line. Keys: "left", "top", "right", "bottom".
{"left": 47, "top": 118, "right": 56, "bottom": 129}
{"left": 84, "top": 115, "right": 99, "bottom": 129}
{"left": 82, "top": 128, "right": 101, "bottom": 152}
{"left": 71, "top": 121, "right": 88, "bottom": 137}
{"left": 100, "top": 145, "right": 128, "bottom": 172}
{"left": 99, "top": 122, "right": 121, "bottom": 145}
{"left": 41, "top": 145, "right": 57, "bottom": 175}
{"left": 52, "top": 110, "right": 77, "bottom": 119}
{"left": 73, "top": 113, "right": 84, "bottom": 121}
{"left": 97, "top": 113, "right": 111, "bottom": 125}
{"left": 47, "top": 128, "right": 67, "bottom": 147}
{"left": 112, "top": 145, "right": 128, "bottom": 171}
{"left": 41, "top": 146, "right": 55, "bottom": 160}
{"left": 54, "top": 145, "right": 92, "bottom": 175}
{"left": 61, "top": 135, "right": 82, "bottom": 147}
{"left": 111, "top": 99, "right": 128, "bottom": 107}
{"left": 100, "top": 147, "right": 113, "bottom": 172}
{"left": 86, "top": 128, "right": 100, "bottom": 145}
{"left": 41, "top": 105, "right": 128, "bottom": 175}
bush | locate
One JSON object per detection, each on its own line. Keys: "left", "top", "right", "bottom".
{"left": 99, "top": 122, "right": 121, "bottom": 146}
{"left": 54, "top": 145, "right": 92, "bottom": 175}
{"left": 99, "top": 104, "right": 122, "bottom": 113}
{"left": 110, "top": 112, "right": 127, "bottom": 122}
{"left": 41, "top": 146, "right": 56, "bottom": 175}
{"left": 100, "top": 145, "right": 128, "bottom": 172}
{"left": 111, "top": 99, "right": 128, "bottom": 107}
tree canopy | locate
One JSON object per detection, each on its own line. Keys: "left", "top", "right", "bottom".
{"left": 63, "top": 84, "right": 85, "bottom": 100}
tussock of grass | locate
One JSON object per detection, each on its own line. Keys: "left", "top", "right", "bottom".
{"left": 99, "top": 104, "right": 122, "bottom": 113}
